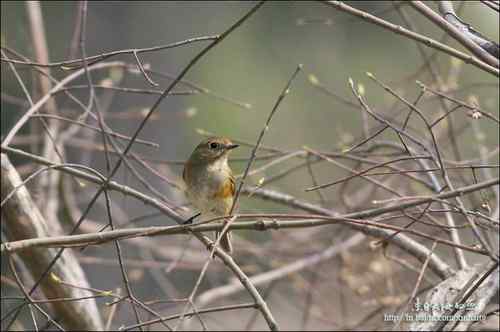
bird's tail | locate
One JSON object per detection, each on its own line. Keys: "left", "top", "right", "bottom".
{"left": 215, "top": 231, "right": 233, "bottom": 253}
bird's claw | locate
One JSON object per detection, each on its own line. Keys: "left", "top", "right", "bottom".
{"left": 182, "top": 212, "right": 201, "bottom": 225}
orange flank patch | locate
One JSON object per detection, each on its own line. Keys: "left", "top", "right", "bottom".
{"left": 214, "top": 177, "right": 235, "bottom": 199}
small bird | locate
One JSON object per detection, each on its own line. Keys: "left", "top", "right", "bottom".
{"left": 183, "top": 136, "right": 239, "bottom": 253}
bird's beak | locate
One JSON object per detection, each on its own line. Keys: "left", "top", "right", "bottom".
{"left": 226, "top": 144, "right": 239, "bottom": 150}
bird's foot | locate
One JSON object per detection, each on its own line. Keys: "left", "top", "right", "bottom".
{"left": 182, "top": 212, "right": 201, "bottom": 225}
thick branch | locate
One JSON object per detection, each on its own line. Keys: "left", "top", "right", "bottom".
{"left": 321, "top": 1, "right": 499, "bottom": 76}
{"left": 1, "top": 154, "right": 103, "bottom": 330}
{"left": 411, "top": 1, "right": 499, "bottom": 62}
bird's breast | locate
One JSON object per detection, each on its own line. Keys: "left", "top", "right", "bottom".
{"left": 184, "top": 159, "right": 232, "bottom": 215}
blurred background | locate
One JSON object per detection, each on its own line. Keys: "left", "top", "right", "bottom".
{"left": 1, "top": 1, "right": 499, "bottom": 330}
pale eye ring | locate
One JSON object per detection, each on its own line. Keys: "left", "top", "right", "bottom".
{"left": 209, "top": 142, "right": 219, "bottom": 149}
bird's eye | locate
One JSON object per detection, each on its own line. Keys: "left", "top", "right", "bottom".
{"left": 209, "top": 142, "right": 219, "bottom": 149}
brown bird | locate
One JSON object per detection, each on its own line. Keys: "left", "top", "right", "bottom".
{"left": 183, "top": 136, "right": 239, "bottom": 253}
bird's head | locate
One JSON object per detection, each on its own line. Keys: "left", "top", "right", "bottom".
{"left": 188, "top": 136, "right": 239, "bottom": 164}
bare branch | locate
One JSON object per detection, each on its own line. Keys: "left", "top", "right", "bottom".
{"left": 1, "top": 154, "right": 103, "bottom": 330}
